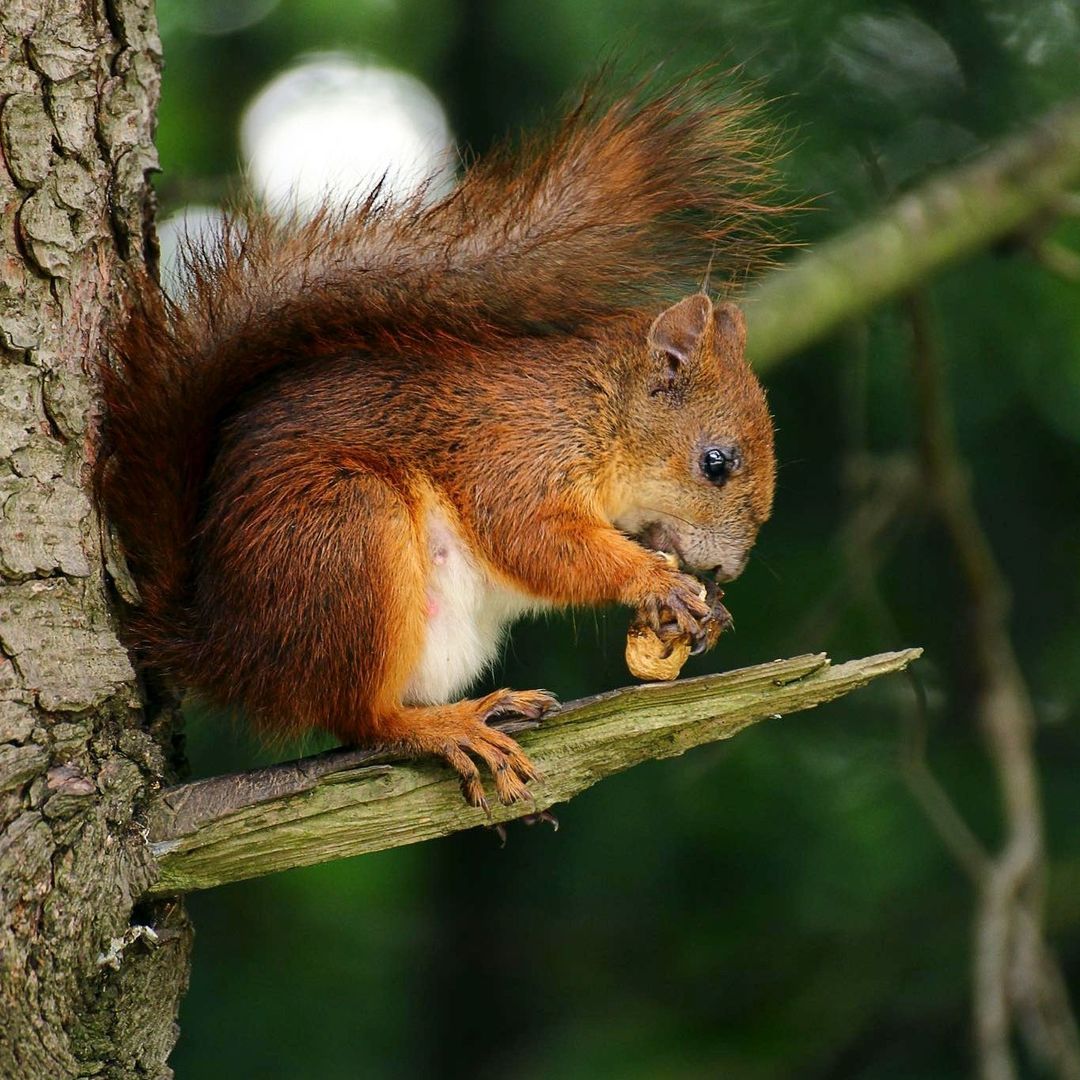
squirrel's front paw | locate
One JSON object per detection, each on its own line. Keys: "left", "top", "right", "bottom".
{"left": 636, "top": 565, "right": 713, "bottom": 653}
{"left": 698, "top": 579, "right": 733, "bottom": 655}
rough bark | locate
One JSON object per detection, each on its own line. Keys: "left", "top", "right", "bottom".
{"left": 0, "top": 2, "right": 190, "bottom": 1078}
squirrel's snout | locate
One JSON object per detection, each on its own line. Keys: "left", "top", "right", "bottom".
{"left": 709, "top": 545, "right": 752, "bottom": 583}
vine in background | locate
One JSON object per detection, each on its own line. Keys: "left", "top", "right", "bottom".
{"left": 790, "top": 120, "right": 1080, "bottom": 1076}
{"left": 798, "top": 282, "right": 1080, "bottom": 1078}
{"left": 904, "top": 289, "right": 1080, "bottom": 1080}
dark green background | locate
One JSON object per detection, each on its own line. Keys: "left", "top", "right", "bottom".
{"left": 157, "top": 1, "right": 1080, "bottom": 1076}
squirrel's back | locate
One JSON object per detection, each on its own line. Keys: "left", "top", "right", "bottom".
{"left": 96, "top": 73, "right": 778, "bottom": 680}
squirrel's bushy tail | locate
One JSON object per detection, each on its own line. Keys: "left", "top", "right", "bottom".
{"left": 97, "top": 71, "right": 780, "bottom": 663}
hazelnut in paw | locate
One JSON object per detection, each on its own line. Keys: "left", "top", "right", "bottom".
{"left": 625, "top": 618, "right": 693, "bottom": 681}
{"left": 633, "top": 553, "right": 711, "bottom": 650}
{"left": 626, "top": 559, "right": 733, "bottom": 681}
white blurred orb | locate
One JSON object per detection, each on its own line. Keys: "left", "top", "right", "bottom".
{"left": 241, "top": 55, "right": 455, "bottom": 213}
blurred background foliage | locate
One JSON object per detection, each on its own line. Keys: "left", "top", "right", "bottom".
{"left": 156, "top": 0, "right": 1080, "bottom": 1076}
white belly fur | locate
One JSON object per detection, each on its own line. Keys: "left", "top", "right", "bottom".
{"left": 402, "top": 508, "right": 547, "bottom": 706}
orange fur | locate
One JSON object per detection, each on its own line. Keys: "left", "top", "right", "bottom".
{"left": 96, "top": 75, "right": 780, "bottom": 807}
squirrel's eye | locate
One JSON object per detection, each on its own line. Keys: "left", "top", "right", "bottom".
{"left": 701, "top": 445, "right": 741, "bottom": 485}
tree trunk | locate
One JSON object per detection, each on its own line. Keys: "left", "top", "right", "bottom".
{"left": 0, "top": 2, "right": 191, "bottom": 1076}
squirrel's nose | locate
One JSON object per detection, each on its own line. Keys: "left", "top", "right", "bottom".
{"left": 712, "top": 550, "right": 748, "bottom": 583}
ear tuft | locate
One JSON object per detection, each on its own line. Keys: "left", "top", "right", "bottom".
{"left": 648, "top": 294, "right": 713, "bottom": 365}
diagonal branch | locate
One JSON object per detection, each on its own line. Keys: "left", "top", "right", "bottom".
{"left": 746, "top": 98, "right": 1080, "bottom": 369}
{"left": 143, "top": 649, "right": 920, "bottom": 898}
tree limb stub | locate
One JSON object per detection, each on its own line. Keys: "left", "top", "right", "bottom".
{"left": 144, "top": 649, "right": 921, "bottom": 897}
{"left": 747, "top": 98, "right": 1080, "bottom": 369}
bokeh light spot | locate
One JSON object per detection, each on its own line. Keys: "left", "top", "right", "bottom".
{"left": 241, "top": 55, "right": 455, "bottom": 213}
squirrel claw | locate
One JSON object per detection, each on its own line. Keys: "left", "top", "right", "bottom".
{"left": 434, "top": 689, "right": 553, "bottom": 808}
{"left": 487, "top": 717, "right": 541, "bottom": 735}
{"left": 639, "top": 571, "right": 732, "bottom": 657}
{"left": 689, "top": 604, "right": 731, "bottom": 655}
{"left": 640, "top": 575, "right": 711, "bottom": 650}
{"left": 692, "top": 586, "right": 733, "bottom": 654}
{"left": 521, "top": 808, "right": 559, "bottom": 831}
{"left": 485, "top": 689, "right": 558, "bottom": 726}
{"left": 488, "top": 808, "right": 558, "bottom": 847}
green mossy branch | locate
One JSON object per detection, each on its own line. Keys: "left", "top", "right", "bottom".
{"left": 145, "top": 648, "right": 920, "bottom": 897}
{"left": 747, "top": 98, "right": 1080, "bottom": 368}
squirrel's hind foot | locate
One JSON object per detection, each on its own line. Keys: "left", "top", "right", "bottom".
{"left": 381, "top": 690, "right": 556, "bottom": 810}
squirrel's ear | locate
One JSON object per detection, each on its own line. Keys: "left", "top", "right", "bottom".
{"left": 647, "top": 294, "right": 713, "bottom": 394}
{"left": 712, "top": 301, "right": 747, "bottom": 362}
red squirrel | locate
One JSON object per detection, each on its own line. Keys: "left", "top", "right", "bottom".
{"left": 97, "top": 79, "right": 778, "bottom": 809}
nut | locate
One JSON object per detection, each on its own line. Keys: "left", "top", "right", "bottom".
{"left": 625, "top": 622, "right": 693, "bottom": 681}
{"left": 625, "top": 553, "right": 731, "bottom": 681}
